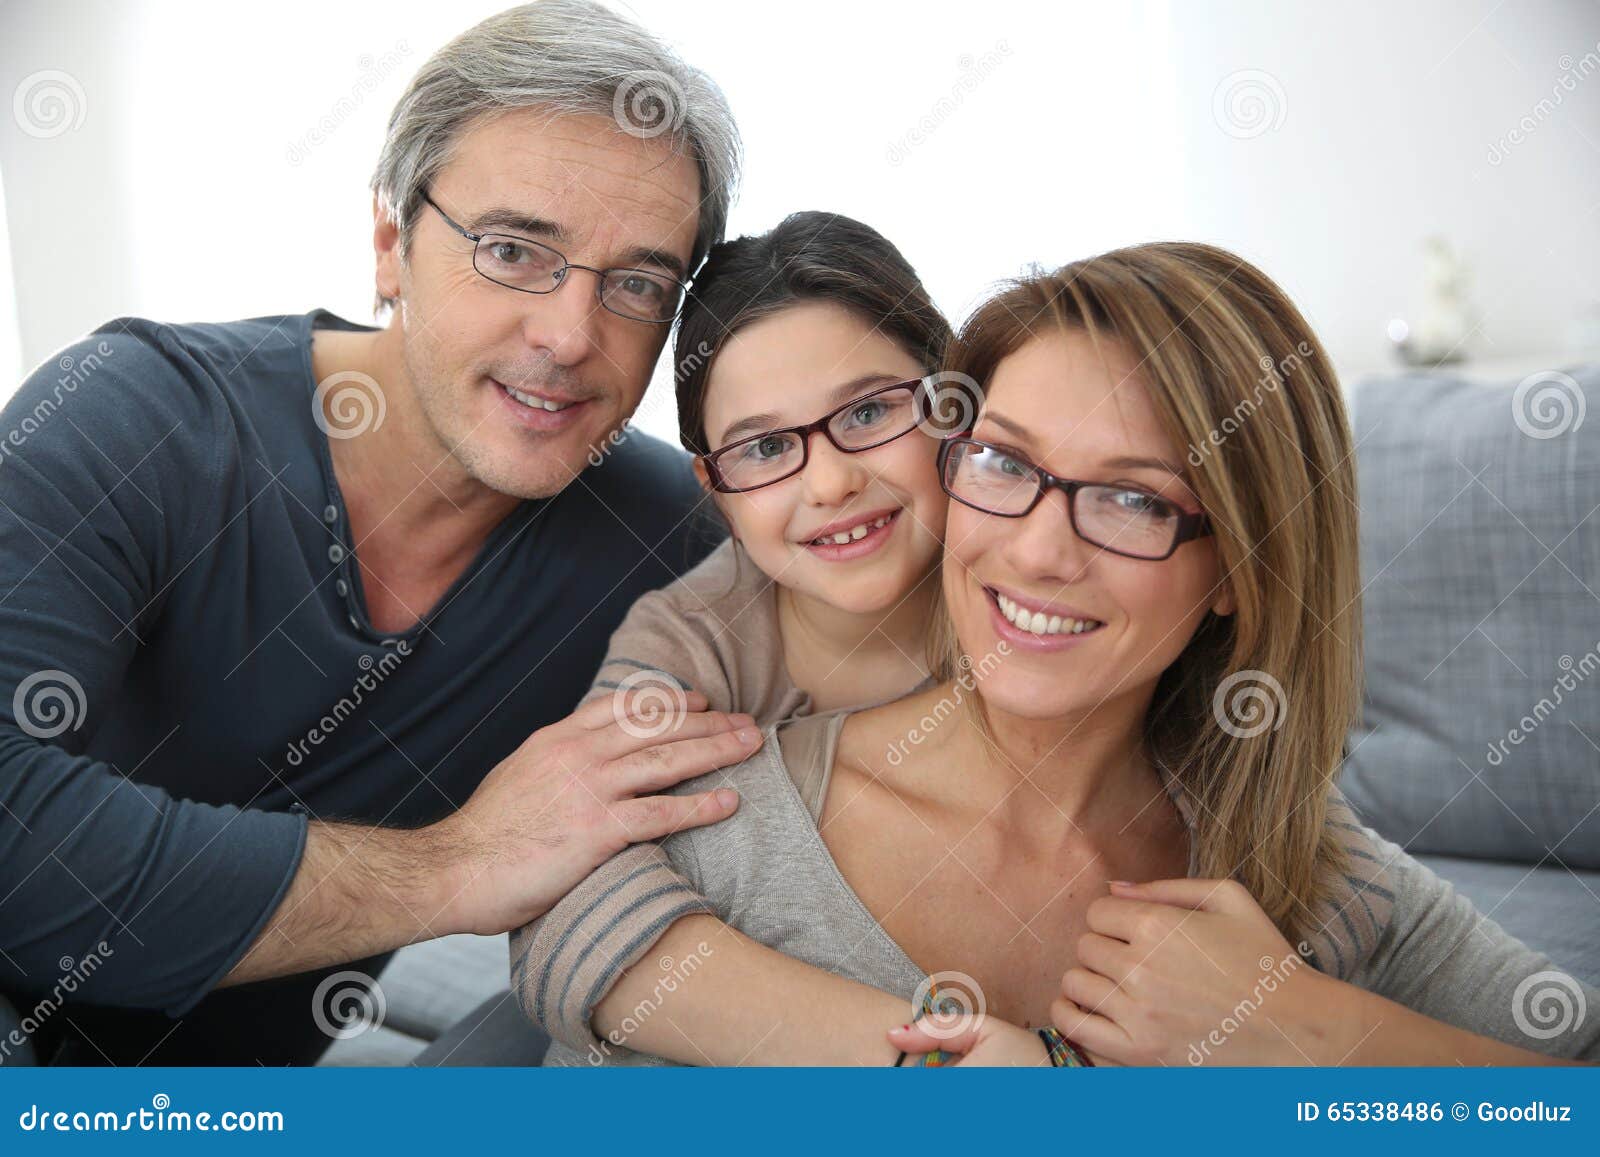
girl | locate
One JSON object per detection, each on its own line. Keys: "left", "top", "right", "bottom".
{"left": 527, "top": 242, "right": 1600, "bottom": 1067}
{"left": 511, "top": 210, "right": 958, "bottom": 1042}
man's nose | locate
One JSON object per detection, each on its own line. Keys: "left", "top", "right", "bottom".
{"left": 519, "top": 269, "right": 605, "bottom": 366}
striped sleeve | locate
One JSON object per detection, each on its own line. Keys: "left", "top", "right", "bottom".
{"left": 511, "top": 843, "right": 712, "bottom": 1051}
{"left": 511, "top": 585, "right": 730, "bottom": 1050}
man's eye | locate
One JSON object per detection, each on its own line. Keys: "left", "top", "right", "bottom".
{"left": 487, "top": 241, "right": 532, "bottom": 265}
{"left": 617, "top": 275, "right": 665, "bottom": 302}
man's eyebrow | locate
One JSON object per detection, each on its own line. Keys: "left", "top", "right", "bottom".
{"left": 714, "top": 373, "right": 919, "bottom": 448}
{"left": 466, "top": 209, "right": 689, "bottom": 280}
{"left": 466, "top": 207, "right": 569, "bottom": 243}
{"left": 981, "top": 412, "right": 1184, "bottom": 475}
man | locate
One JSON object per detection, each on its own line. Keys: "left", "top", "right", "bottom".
{"left": 0, "top": 0, "right": 751, "bottom": 1065}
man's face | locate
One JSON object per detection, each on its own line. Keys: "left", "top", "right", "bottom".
{"left": 378, "top": 108, "right": 702, "bottom": 499}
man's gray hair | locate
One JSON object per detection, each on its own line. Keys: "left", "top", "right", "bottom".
{"left": 371, "top": 0, "right": 740, "bottom": 310}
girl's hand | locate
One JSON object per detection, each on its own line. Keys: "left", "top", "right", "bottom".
{"left": 886, "top": 1012, "right": 1055, "bottom": 1066}
{"left": 1050, "top": 878, "right": 1340, "bottom": 1067}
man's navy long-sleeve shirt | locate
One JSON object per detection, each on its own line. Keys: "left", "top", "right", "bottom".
{"left": 0, "top": 309, "right": 720, "bottom": 1063}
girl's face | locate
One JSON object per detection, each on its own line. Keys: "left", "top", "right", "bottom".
{"left": 697, "top": 301, "right": 947, "bottom": 616}
{"left": 943, "top": 328, "right": 1235, "bottom": 720}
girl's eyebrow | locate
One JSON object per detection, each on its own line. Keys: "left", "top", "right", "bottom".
{"left": 981, "top": 411, "right": 1184, "bottom": 476}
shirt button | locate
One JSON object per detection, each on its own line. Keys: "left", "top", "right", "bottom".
{"left": 335, "top": 579, "right": 349, "bottom": 597}
{"left": 348, "top": 613, "right": 361, "bottom": 630}
{"left": 328, "top": 544, "right": 345, "bottom": 563}
{"left": 322, "top": 504, "right": 338, "bottom": 524}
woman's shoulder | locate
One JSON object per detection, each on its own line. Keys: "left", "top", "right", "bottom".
{"left": 1298, "top": 790, "right": 1401, "bottom": 981}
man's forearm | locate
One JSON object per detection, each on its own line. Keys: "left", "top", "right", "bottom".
{"left": 590, "top": 914, "right": 908, "bottom": 1065}
{"left": 218, "top": 820, "right": 458, "bottom": 987}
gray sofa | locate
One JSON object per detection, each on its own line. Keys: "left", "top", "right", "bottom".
{"left": 338, "top": 363, "right": 1600, "bottom": 1064}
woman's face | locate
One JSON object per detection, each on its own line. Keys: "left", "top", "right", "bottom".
{"left": 698, "top": 301, "right": 947, "bottom": 616}
{"left": 943, "top": 328, "right": 1234, "bottom": 720}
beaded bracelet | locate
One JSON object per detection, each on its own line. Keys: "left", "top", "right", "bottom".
{"left": 1036, "top": 1025, "right": 1095, "bottom": 1067}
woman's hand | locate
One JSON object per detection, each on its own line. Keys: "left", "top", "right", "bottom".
{"left": 1050, "top": 878, "right": 1343, "bottom": 1066}
{"left": 885, "top": 1012, "right": 1057, "bottom": 1066}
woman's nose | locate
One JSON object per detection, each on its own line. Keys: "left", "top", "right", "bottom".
{"left": 1003, "top": 488, "right": 1097, "bottom": 582}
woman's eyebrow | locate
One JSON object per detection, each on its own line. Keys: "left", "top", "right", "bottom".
{"left": 981, "top": 412, "right": 1184, "bottom": 475}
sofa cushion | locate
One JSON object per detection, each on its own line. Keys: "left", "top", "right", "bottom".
{"left": 1415, "top": 854, "right": 1600, "bottom": 988}
{"left": 1341, "top": 365, "right": 1600, "bottom": 867}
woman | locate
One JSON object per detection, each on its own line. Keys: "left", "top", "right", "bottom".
{"left": 511, "top": 209, "right": 960, "bottom": 1032}
{"left": 526, "top": 241, "right": 1600, "bottom": 1066}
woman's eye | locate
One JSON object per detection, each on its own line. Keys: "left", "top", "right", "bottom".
{"left": 1107, "top": 489, "right": 1168, "bottom": 517}
{"left": 847, "top": 401, "right": 887, "bottom": 427}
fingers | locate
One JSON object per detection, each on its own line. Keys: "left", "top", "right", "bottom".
{"left": 1076, "top": 930, "right": 1140, "bottom": 981}
{"left": 604, "top": 725, "right": 764, "bottom": 797}
{"left": 1108, "top": 877, "right": 1243, "bottom": 914}
{"left": 1059, "top": 965, "right": 1132, "bottom": 1023}
{"left": 596, "top": 705, "right": 756, "bottom": 763}
{"left": 571, "top": 684, "right": 711, "bottom": 731}
{"left": 886, "top": 1012, "right": 982, "bottom": 1057}
{"left": 1087, "top": 894, "right": 1203, "bottom": 944}
{"left": 1049, "top": 995, "right": 1129, "bottom": 1063}
{"left": 613, "top": 787, "right": 739, "bottom": 843}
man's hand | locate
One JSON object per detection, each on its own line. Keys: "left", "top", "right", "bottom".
{"left": 222, "top": 690, "right": 758, "bottom": 986}
{"left": 431, "top": 690, "right": 759, "bottom": 936}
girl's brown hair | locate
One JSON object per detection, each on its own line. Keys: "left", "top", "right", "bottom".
{"left": 932, "top": 242, "right": 1361, "bottom": 950}
{"left": 673, "top": 211, "right": 952, "bottom": 455}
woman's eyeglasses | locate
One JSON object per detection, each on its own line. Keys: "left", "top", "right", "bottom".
{"left": 937, "top": 436, "right": 1212, "bottom": 561}
{"left": 701, "top": 379, "right": 933, "bottom": 493}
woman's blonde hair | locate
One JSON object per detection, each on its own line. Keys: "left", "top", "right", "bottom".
{"left": 929, "top": 242, "right": 1362, "bottom": 949}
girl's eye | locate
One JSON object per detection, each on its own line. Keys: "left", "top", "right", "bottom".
{"left": 847, "top": 401, "right": 888, "bottom": 427}
{"left": 746, "top": 435, "right": 790, "bottom": 461}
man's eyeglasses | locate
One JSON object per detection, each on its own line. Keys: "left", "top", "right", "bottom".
{"left": 421, "top": 192, "right": 689, "bottom": 325}
{"left": 702, "top": 379, "right": 933, "bottom": 494}
{"left": 937, "top": 436, "right": 1212, "bottom": 561}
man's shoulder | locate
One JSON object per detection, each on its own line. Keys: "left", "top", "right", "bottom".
{"left": 572, "top": 426, "right": 725, "bottom": 574}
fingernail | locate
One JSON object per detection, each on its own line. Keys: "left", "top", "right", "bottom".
{"left": 737, "top": 728, "right": 759, "bottom": 743}
{"left": 715, "top": 788, "right": 738, "bottom": 808}
{"left": 1108, "top": 880, "right": 1134, "bottom": 887}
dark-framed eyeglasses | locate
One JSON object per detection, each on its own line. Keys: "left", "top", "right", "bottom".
{"left": 937, "top": 436, "right": 1212, "bottom": 561}
{"left": 421, "top": 191, "right": 689, "bottom": 325}
{"left": 702, "top": 379, "right": 933, "bottom": 494}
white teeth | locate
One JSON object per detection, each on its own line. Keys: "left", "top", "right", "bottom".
{"left": 812, "top": 512, "right": 894, "bottom": 546}
{"left": 995, "top": 592, "right": 1102, "bottom": 636}
{"left": 505, "top": 384, "right": 573, "bottom": 412}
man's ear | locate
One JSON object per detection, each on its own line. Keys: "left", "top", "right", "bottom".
{"left": 373, "top": 193, "right": 403, "bottom": 304}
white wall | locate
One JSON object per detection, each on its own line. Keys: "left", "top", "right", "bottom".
{"left": 3, "top": 0, "right": 1597, "bottom": 441}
